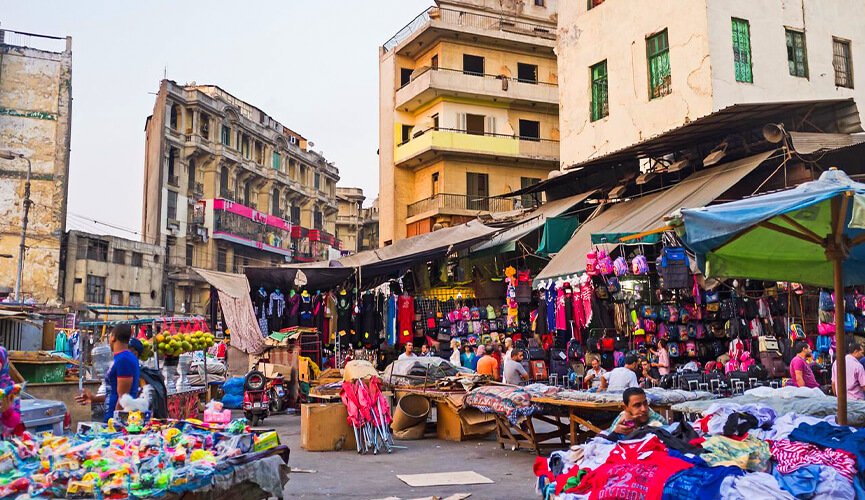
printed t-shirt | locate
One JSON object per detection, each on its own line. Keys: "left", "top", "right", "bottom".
{"left": 106, "top": 350, "right": 140, "bottom": 423}
{"left": 789, "top": 355, "right": 819, "bottom": 388}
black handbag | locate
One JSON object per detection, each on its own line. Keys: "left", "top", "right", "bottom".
{"left": 678, "top": 372, "right": 703, "bottom": 391}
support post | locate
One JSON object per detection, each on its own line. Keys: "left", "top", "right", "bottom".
{"left": 835, "top": 257, "right": 848, "bottom": 425}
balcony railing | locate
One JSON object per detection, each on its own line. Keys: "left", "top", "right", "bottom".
{"left": 400, "top": 66, "right": 557, "bottom": 90}
{"left": 407, "top": 193, "right": 515, "bottom": 218}
{"left": 383, "top": 7, "right": 554, "bottom": 52}
{"left": 395, "top": 127, "right": 559, "bottom": 165}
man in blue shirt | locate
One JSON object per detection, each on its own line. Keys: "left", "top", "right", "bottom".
{"left": 77, "top": 324, "right": 140, "bottom": 422}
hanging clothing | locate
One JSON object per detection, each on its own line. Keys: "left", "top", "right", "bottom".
{"left": 267, "top": 290, "right": 286, "bottom": 332}
{"left": 545, "top": 282, "right": 557, "bottom": 333}
{"left": 325, "top": 292, "right": 337, "bottom": 344}
{"left": 386, "top": 294, "right": 397, "bottom": 346}
{"left": 285, "top": 292, "right": 300, "bottom": 327}
{"left": 336, "top": 293, "right": 353, "bottom": 346}
{"left": 360, "top": 293, "right": 377, "bottom": 347}
{"left": 397, "top": 295, "right": 415, "bottom": 345}
{"left": 313, "top": 293, "right": 326, "bottom": 342}
{"left": 298, "top": 293, "right": 314, "bottom": 327}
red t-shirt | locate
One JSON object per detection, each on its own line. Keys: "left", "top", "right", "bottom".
{"left": 397, "top": 296, "right": 415, "bottom": 345}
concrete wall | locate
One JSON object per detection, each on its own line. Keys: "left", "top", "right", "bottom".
{"left": 0, "top": 38, "right": 72, "bottom": 304}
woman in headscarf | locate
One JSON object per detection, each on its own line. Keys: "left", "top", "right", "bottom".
{"left": 0, "top": 347, "right": 23, "bottom": 436}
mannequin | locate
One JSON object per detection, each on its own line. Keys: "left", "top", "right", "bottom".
{"left": 285, "top": 289, "right": 300, "bottom": 327}
{"left": 336, "top": 289, "right": 353, "bottom": 346}
{"left": 397, "top": 290, "right": 414, "bottom": 346}
{"left": 268, "top": 288, "right": 286, "bottom": 333}
{"left": 299, "top": 289, "right": 313, "bottom": 327}
{"left": 253, "top": 287, "right": 269, "bottom": 334}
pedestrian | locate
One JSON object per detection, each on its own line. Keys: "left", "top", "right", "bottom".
{"left": 420, "top": 344, "right": 432, "bottom": 357}
{"left": 76, "top": 323, "right": 141, "bottom": 422}
{"left": 472, "top": 345, "right": 485, "bottom": 371}
{"left": 475, "top": 345, "right": 499, "bottom": 380}
{"left": 790, "top": 341, "right": 820, "bottom": 388}
{"left": 503, "top": 349, "right": 529, "bottom": 385}
{"left": 653, "top": 339, "right": 670, "bottom": 376}
{"left": 833, "top": 341, "right": 865, "bottom": 400}
{"left": 398, "top": 342, "right": 416, "bottom": 360}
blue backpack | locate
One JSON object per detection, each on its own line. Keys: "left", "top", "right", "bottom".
{"left": 816, "top": 335, "right": 832, "bottom": 354}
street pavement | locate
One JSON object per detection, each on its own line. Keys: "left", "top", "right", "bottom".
{"left": 264, "top": 411, "right": 540, "bottom": 499}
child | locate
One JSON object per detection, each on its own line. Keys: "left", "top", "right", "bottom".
{"left": 0, "top": 348, "right": 23, "bottom": 436}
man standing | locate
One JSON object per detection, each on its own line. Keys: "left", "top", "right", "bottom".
{"left": 790, "top": 341, "right": 820, "bottom": 388}
{"left": 833, "top": 341, "right": 865, "bottom": 400}
{"left": 600, "top": 354, "right": 640, "bottom": 391}
{"left": 420, "top": 344, "right": 432, "bottom": 357}
{"left": 76, "top": 324, "right": 140, "bottom": 422}
{"left": 503, "top": 349, "right": 529, "bottom": 385}
{"left": 653, "top": 339, "right": 670, "bottom": 376}
{"left": 475, "top": 345, "right": 500, "bottom": 380}
{"left": 398, "top": 342, "right": 416, "bottom": 360}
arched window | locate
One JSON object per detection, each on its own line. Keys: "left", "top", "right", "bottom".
{"left": 220, "top": 166, "right": 230, "bottom": 198}
{"left": 169, "top": 104, "right": 179, "bottom": 129}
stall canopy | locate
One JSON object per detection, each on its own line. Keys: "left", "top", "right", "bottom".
{"left": 244, "top": 263, "right": 355, "bottom": 292}
{"left": 534, "top": 150, "right": 774, "bottom": 284}
{"left": 469, "top": 191, "right": 595, "bottom": 254}
{"left": 192, "top": 268, "right": 265, "bottom": 354}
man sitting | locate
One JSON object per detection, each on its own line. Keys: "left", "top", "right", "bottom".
{"left": 605, "top": 387, "right": 667, "bottom": 440}
{"left": 599, "top": 354, "right": 640, "bottom": 391}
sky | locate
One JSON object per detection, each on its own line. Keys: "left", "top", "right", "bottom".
{"left": 3, "top": 0, "right": 429, "bottom": 239}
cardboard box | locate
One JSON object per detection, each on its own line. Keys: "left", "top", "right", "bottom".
{"left": 436, "top": 398, "right": 496, "bottom": 442}
{"left": 300, "top": 403, "right": 357, "bottom": 451}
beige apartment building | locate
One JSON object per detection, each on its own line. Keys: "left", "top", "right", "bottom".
{"left": 62, "top": 230, "right": 164, "bottom": 309}
{"left": 558, "top": 0, "right": 865, "bottom": 167}
{"left": 379, "top": 0, "right": 560, "bottom": 245}
{"left": 0, "top": 29, "right": 72, "bottom": 304}
{"left": 143, "top": 80, "right": 340, "bottom": 314}
{"left": 335, "top": 187, "right": 365, "bottom": 255}
{"left": 358, "top": 198, "right": 380, "bottom": 252}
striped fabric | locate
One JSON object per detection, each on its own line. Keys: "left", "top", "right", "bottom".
{"left": 770, "top": 439, "right": 856, "bottom": 481}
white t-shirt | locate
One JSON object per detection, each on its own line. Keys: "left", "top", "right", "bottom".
{"left": 603, "top": 367, "right": 639, "bottom": 391}
{"left": 398, "top": 352, "right": 417, "bottom": 360}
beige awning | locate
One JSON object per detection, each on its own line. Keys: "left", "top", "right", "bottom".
{"left": 535, "top": 151, "right": 775, "bottom": 283}
{"left": 788, "top": 131, "right": 865, "bottom": 154}
{"left": 192, "top": 268, "right": 265, "bottom": 354}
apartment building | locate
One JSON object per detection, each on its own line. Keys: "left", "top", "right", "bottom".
{"left": 379, "top": 0, "right": 560, "bottom": 245}
{"left": 558, "top": 0, "right": 865, "bottom": 166}
{"left": 358, "top": 198, "right": 380, "bottom": 252}
{"left": 143, "top": 80, "right": 341, "bottom": 314}
{"left": 61, "top": 230, "right": 164, "bottom": 309}
{"left": 0, "top": 29, "right": 72, "bottom": 304}
{"left": 335, "top": 187, "right": 365, "bottom": 255}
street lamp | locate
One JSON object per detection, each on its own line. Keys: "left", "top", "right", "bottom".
{"left": 0, "top": 150, "right": 32, "bottom": 303}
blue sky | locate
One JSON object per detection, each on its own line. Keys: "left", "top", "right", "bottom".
{"left": 3, "top": 0, "right": 429, "bottom": 238}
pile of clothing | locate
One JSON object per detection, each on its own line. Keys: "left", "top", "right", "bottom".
{"left": 533, "top": 403, "right": 864, "bottom": 499}
{"left": 465, "top": 385, "right": 539, "bottom": 425}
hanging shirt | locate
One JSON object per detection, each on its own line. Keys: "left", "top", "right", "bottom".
{"left": 555, "top": 288, "right": 567, "bottom": 331}
{"left": 397, "top": 295, "right": 415, "bottom": 345}
{"left": 386, "top": 294, "right": 397, "bottom": 346}
{"left": 546, "top": 283, "right": 557, "bottom": 333}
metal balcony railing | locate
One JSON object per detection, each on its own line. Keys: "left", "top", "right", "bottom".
{"left": 398, "top": 127, "right": 559, "bottom": 147}
{"left": 399, "top": 66, "right": 557, "bottom": 90}
{"left": 407, "top": 193, "right": 515, "bottom": 218}
{"left": 383, "top": 7, "right": 554, "bottom": 52}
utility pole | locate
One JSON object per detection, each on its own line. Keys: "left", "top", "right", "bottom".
{"left": 0, "top": 151, "right": 32, "bottom": 302}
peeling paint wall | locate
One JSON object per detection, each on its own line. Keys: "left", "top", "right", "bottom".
{"left": 0, "top": 38, "right": 72, "bottom": 304}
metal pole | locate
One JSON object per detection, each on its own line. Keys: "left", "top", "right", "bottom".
{"left": 14, "top": 157, "right": 31, "bottom": 302}
{"left": 835, "top": 257, "right": 848, "bottom": 426}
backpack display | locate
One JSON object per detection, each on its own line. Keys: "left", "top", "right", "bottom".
{"left": 586, "top": 251, "right": 599, "bottom": 276}
{"left": 613, "top": 257, "right": 628, "bottom": 276}
{"left": 659, "top": 246, "right": 690, "bottom": 289}
{"left": 631, "top": 255, "right": 649, "bottom": 275}
{"left": 816, "top": 335, "right": 832, "bottom": 354}
{"left": 748, "top": 362, "right": 768, "bottom": 380}
{"left": 597, "top": 250, "right": 615, "bottom": 275}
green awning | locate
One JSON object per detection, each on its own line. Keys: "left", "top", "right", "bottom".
{"left": 538, "top": 216, "right": 579, "bottom": 255}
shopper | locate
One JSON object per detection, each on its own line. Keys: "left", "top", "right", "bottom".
{"left": 600, "top": 354, "right": 639, "bottom": 391}
{"left": 583, "top": 357, "right": 607, "bottom": 392}
{"left": 605, "top": 387, "right": 667, "bottom": 440}
{"left": 832, "top": 341, "right": 865, "bottom": 401}
{"left": 472, "top": 345, "right": 485, "bottom": 371}
{"left": 398, "top": 342, "right": 416, "bottom": 360}
{"left": 420, "top": 344, "right": 432, "bottom": 357}
{"left": 475, "top": 345, "right": 500, "bottom": 380}
{"left": 76, "top": 323, "right": 141, "bottom": 422}
{"left": 503, "top": 349, "right": 529, "bottom": 385}
{"left": 653, "top": 339, "right": 670, "bottom": 376}
{"left": 790, "top": 341, "right": 820, "bottom": 388}
{"left": 461, "top": 344, "right": 477, "bottom": 369}
{"left": 639, "top": 359, "right": 661, "bottom": 387}
{"left": 489, "top": 343, "right": 503, "bottom": 376}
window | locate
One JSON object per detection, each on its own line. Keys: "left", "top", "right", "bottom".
{"left": 432, "top": 172, "right": 440, "bottom": 196}
{"left": 587, "top": 0, "right": 604, "bottom": 9}
{"left": 521, "top": 177, "right": 541, "bottom": 208}
{"left": 314, "top": 209, "right": 323, "bottom": 230}
{"left": 87, "top": 239, "right": 109, "bottom": 262}
{"left": 112, "top": 249, "right": 126, "bottom": 265}
{"left": 241, "top": 136, "right": 250, "bottom": 158}
{"left": 243, "top": 183, "right": 252, "bottom": 207}
{"left": 290, "top": 206, "right": 301, "bottom": 224}
{"left": 187, "top": 158, "right": 197, "bottom": 191}
{"left": 465, "top": 114, "right": 485, "bottom": 135}
{"left": 131, "top": 252, "right": 143, "bottom": 267}
{"left": 167, "top": 148, "right": 177, "bottom": 184}
{"left": 217, "top": 247, "right": 227, "bottom": 272}
{"left": 401, "top": 125, "right": 412, "bottom": 144}
{"left": 535, "top": 0, "right": 545, "bottom": 5}
{"left": 272, "top": 151, "right": 281, "bottom": 170}
{"left": 167, "top": 191, "right": 178, "bottom": 220}
{"left": 109, "top": 290, "right": 123, "bottom": 306}
{"left": 833, "top": 38, "right": 853, "bottom": 88}
{"left": 85, "top": 275, "right": 105, "bottom": 303}
{"left": 220, "top": 125, "right": 230, "bottom": 146}
{"left": 432, "top": 113, "right": 439, "bottom": 129}
{"left": 200, "top": 113, "right": 210, "bottom": 139}
{"left": 272, "top": 188, "right": 280, "bottom": 215}
{"left": 732, "top": 18, "right": 753, "bottom": 83}
{"left": 786, "top": 29, "right": 808, "bottom": 78}
{"left": 431, "top": 55, "right": 439, "bottom": 70}
{"left": 517, "top": 63, "right": 538, "bottom": 84}
{"left": 128, "top": 292, "right": 141, "bottom": 307}
{"left": 466, "top": 172, "right": 489, "bottom": 210}
{"left": 463, "top": 54, "right": 485, "bottom": 76}
{"left": 182, "top": 244, "right": 192, "bottom": 267}
{"left": 76, "top": 239, "right": 88, "bottom": 259}
{"left": 590, "top": 60, "right": 609, "bottom": 121}
{"left": 647, "top": 29, "right": 671, "bottom": 99}
{"left": 314, "top": 172, "right": 321, "bottom": 190}
{"left": 169, "top": 104, "right": 178, "bottom": 129}
{"left": 400, "top": 68, "right": 413, "bottom": 87}
{"left": 519, "top": 119, "right": 540, "bottom": 141}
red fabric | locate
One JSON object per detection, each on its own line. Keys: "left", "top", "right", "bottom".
{"left": 555, "top": 466, "right": 584, "bottom": 495}
{"left": 397, "top": 295, "right": 414, "bottom": 345}
{"left": 533, "top": 456, "right": 554, "bottom": 480}
{"left": 770, "top": 439, "right": 857, "bottom": 481}
{"left": 575, "top": 436, "right": 692, "bottom": 500}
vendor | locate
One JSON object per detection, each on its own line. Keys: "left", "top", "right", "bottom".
{"left": 652, "top": 339, "right": 670, "bottom": 376}
{"left": 583, "top": 357, "right": 606, "bottom": 392}
{"left": 599, "top": 354, "right": 639, "bottom": 391}
{"left": 503, "top": 349, "right": 529, "bottom": 385}
{"left": 605, "top": 387, "right": 667, "bottom": 440}
{"left": 832, "top": 340, "right": 865, "bottom": 401}
{"left": 76, "top": 324, "right": 141, "bottom": 422}
{"left": 639, "top": 359, "right": 660, "bottom": 387}
{"left": 790, "top": 341, "right": 820, "bottom": 389}
{"left": 398, "top": 342, "right": 416, "bottom": 360}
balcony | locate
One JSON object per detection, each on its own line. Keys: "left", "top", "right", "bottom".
{"left": 383, "top": 7, "right": 556, "bottom": 56}
{"left": 189, "top": 182, "right": 204, "bottom": 200}
{"left": 396, "top": 67, "right": 557, "bottom": 113}
{"left": 167, "top": 175, "right": 180, "bottom": 187}
{"left": 394, "top": 128, "right": 559, "bottom": 168}
{"left": 407, "top": 193, "right": 515, "bottom": 220}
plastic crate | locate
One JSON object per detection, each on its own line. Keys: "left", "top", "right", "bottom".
{"left": 15, "top": 361, "right": 67, "bottom": 383}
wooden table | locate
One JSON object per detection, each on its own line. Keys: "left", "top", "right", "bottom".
{"left": 531, "top": 397, "right": 623, "bottom": 445}
{"left": 492, "top": 412, "right": 570, "bottom": 454}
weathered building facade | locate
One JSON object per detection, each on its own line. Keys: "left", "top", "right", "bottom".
{"left": 379, "top": 0, "right": 560, "bottom": 245}
{"left": 62, "top": 230, "right": 164, "bottom": 309}
{"left": 0, "top": 29, "right": 72, "bottom": 304}
{"left": 143, "top": 80, "right": 341, "bottom": 315}
{"left": 358, "top": 198, "right": 380, "bottom": 252}
{"left": 558, "top": 0, "right": 865, "bottom": 167}
{"left": 335, "top": 187, "right": 365, "bottom": 255}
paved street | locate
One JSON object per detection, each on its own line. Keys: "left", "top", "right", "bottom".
{"left": 263, "top": 411, "right": 539, "bottom": 499}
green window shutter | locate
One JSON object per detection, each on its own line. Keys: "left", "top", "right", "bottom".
{"left": 272, "top": 151, "right": 280, "bottom": 170}
{"left": 647, "top": 30, "right": 671, "bottom": 99}
{"left": 590, "top": 60, "right": 609, "bottom": 122}
{"left": 732, "top": 18, "right": 753, "bottom": 83}
{"left": 786, "top": 30, "right": 808, "bottom": 78}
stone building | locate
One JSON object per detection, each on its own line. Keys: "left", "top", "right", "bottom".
{"left": 358, "top": 198, "right": 380, "bottom": 252}
{"left": 557, "top": 0, "right": 865, "bottom": 167}
{"left": 142, "top": 80, "right": 341, "bottom": 315}
{"left": 61, "top": 230, "right": 164, "bottom": 309}
{"left": 335, "top": 187, "right": 365, "bottom": 254}
{"left": 0, "top": 28, "right": 72, "bottom": 304}
{"left": 379, "top": 0, "right": 560, "bottom": 245}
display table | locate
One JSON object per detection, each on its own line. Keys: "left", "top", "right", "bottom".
{"left": 531, "top": 397, "right": 623, "bottom": 445}
{"left": 167, "top": 387, "right": 205, "bottom": 420}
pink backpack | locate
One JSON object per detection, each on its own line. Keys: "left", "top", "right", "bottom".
{"left": 632, "top": 255, "right": 649, "bottom": 274}
{"left": 597, "top": 250, "right": 614, "bottom": 275}
{"left": 585, "top": 251, "right": 599, "bottom": 276}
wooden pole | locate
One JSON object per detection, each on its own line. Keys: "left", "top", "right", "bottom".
{"left": 835, "top": 257, "right": 848, "bottom": 426}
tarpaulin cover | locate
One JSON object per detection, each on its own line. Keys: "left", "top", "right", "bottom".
{"left": 534, "top": 151, "right": 773, "bottom": 284}
{"left": 192, "top": 268, "right": 264, "bottom": 354}
{"left": 244, "top": 264, "right": 355, "bottom": 292}
{"left": 537, "top": 216, "right": 579, "bottom": 256}
{"left": 681, "top": 168, "right": 865, "bottom": 287}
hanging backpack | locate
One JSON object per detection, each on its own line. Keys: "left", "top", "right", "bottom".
{"left": 659, "top": 246, "right": 690, "bottom": 289}
{"left": 613, "top": 257, "right": 628, "bottom": 277}
{"left": 631, "top": 255, "right": 649, "bottom": 275}
{"left": 819, "top": 291, "right": 835, "bottom": 312}
{"left": 597, "top": 249, "right": 615, "bottom": 275}
{"left": 816, "top": 335, "right": 832, "bottom": 354}
{"left": 586, "top": 251, "right": 599, "bottom": 276}
{"left": 668, "top": 342, "right": 680, "bottom": 357}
